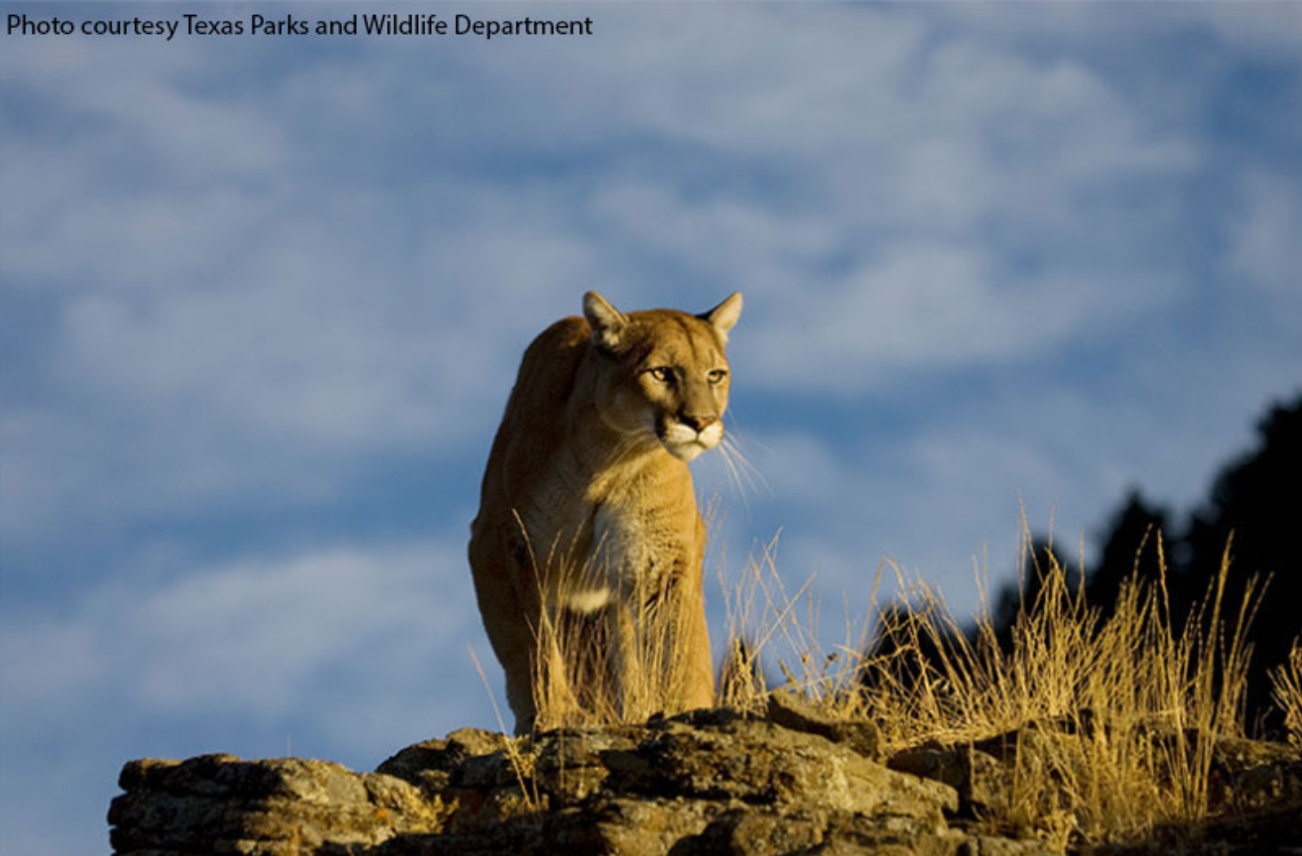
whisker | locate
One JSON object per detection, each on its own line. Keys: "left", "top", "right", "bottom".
{"left": 717, "top": 440, "right": 750, "bottom": 510}
{"left": 722, "top": 433, "right": 772, "bottom": 498}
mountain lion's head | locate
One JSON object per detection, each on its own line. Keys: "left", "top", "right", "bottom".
{"left": 583, "top": 291, "right": 742, "bottom": 462}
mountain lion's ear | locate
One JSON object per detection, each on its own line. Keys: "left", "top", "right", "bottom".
{"left": 584, "top": 291, "right": 628, "bottom": 351}
{"left": 700, "top": 292, "right": 743, "bottom": 344}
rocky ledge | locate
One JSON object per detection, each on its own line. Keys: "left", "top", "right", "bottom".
{"left": 109, "top": 691, "right": 1301, "bottom": 856}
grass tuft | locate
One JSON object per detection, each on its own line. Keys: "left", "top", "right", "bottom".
{"left": 711, "top": 524, "right": 1266, "bottom": 847}
{"left": 527, "top": 555, "right": 709, "bottom": 731}
{"left": 1271, "top": 636, "right": 1302, "bottom": 747}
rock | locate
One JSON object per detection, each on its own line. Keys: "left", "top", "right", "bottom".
{"left": 109, "top": 755, "right": 447, "bottom": 854}
{"left": 682, "top": 806, "right": 966, "bottom": 856}
{"left": 1205, "top": 735, "right": 1302, "bottom": 813}
{"left": 889, "top": 743, "right": 1012, "bottom": 818}
{"left": 109, "top": 708, "right": 1302, "bottom": 856}
{"left": 767, "top": 686, "right": 883, "bottom": 761}
{"left": 110, "top": 711, "right": 964, "bottom": 856}
{"left": 957, "top": 836, "right": 1060, "bottom": 856}
{"left": 632, "top": 716, "right": 955, "bottom": 818}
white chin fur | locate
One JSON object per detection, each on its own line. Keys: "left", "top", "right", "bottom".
{"left": 658, "top": 420, "right": 722, "bottom": 462}
{"left": 666, "top": 442, "right": 707, "bottom": 462}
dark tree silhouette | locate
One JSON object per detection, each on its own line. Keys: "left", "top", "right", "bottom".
{"left": 1040, "top": 394, "right": 1299, "bottom": 733}
{"left": 1179, "top": 397, "right": 1302, "bottom": 732}
{"left": 1087, "top": 491, "right": 1172, "bottom": 621}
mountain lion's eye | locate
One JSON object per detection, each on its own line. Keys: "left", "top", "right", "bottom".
{"left": 649, "top": 367, "right": 674, "bottom": 383}
{"left": 707, "top": 369, "right": 728, "bottom": 384}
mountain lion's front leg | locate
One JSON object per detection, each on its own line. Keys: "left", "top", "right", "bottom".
{"left": 468, "top": 529, "right": 541, "bottom": 735}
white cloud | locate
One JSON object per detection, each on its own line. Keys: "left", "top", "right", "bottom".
{"left": 742, "top": 426, "right": 1058, "bottom": 597}
{"left": 743, "top": 242, "right": 1177, "bottom": 392}
{"left": 0, "top": 1, "right": 1222, "bottom": 544}
{"left": 2, "top": 36, "right": 286, "bottom": 177}
{"left": 1165, "top": 3, "right": 1302, "bottom": 58}
{"left": 930, "top": 2, "right": 1302, "bottom": 62}
{"left": 608, "top": 7, "right": 925, "bottom": 160}
{"left": 0, "top": 538, "right": 483, "bottom": 724}
{"left": 1227, "top": 170, "right": 1302, "bottom": 307}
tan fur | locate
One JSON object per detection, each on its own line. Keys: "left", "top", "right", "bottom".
{"left": 469, "top": 291, "right": 742, "bottom": 734}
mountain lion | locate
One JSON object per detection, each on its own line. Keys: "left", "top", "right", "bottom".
{"left": 469, "top": 290, "right": 742, "bottom": 733}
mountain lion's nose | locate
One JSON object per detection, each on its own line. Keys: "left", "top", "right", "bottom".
{"left": 680, "top": 414, "right": 717, "bottom": 433}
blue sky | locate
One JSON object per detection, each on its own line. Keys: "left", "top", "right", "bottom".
{"left": 2, "top": 3, "right": 1300, "bottom": 853}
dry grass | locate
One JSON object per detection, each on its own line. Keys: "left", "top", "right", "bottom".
{"left": 527, "top": 556, "right": 710, "bottom": 732}
{"left": 715, "top": 526, "right": 1265, "bottom": 848}
{"left": 1272, "top": 637, "right": 1302, "bottom": 747}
